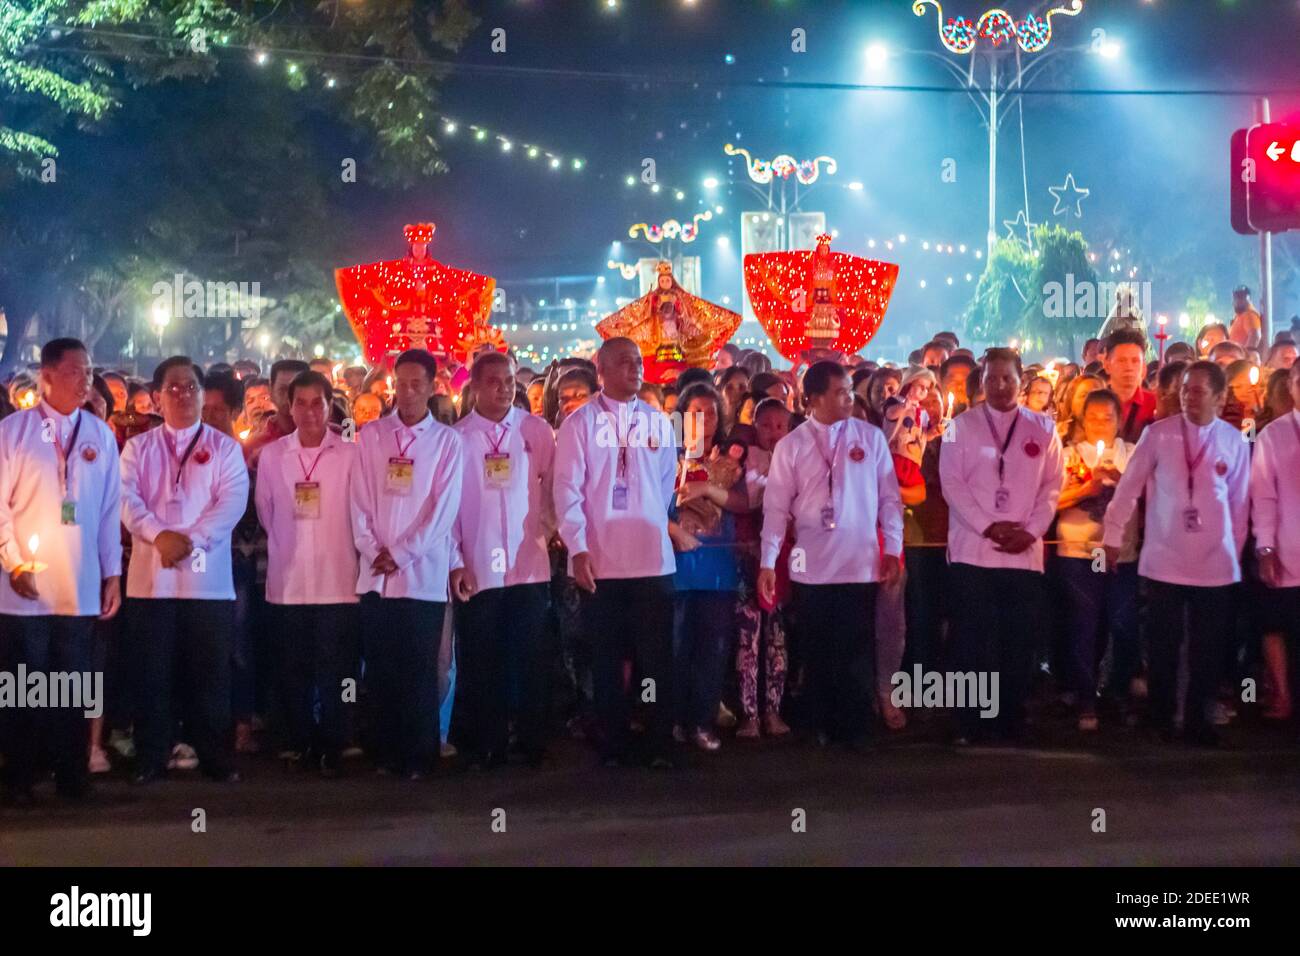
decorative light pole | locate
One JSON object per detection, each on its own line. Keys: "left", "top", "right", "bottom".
{"left": 910, "top": 1, "right": 1088, "bottom": 260}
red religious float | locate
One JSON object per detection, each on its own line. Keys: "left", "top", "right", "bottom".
{"left": 334, "top": 222, "right": 505, "bottom": 366}
{"left": 595, "top": 261, "right": 741, "bottom": 385}
{"left": 743, "top": 234, "right": 900, "bottom": 363}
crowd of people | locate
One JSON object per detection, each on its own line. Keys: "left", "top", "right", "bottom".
{"left": 1, "top": 297, "right": 1298, "bottom": 802}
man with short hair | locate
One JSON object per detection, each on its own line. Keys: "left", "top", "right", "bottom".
{"left": 940, "top": 354, "right": 977, "bottom": 416}
{"left": 1081, "top": 338, "right": 1102, "bottom": 367}
{"left": 246, "top": 359, "right": 309, "bottom": 463}
{"left": 1104, "top": 361, "right": 1250, "bottom": 746}
{"left": 1209, "top": 340, "right": 1247, "bottom": 369}
{"left": 0, "top": 339, "right": 122, "bottom": 803}
{"left": 449, "top": 353, "right": 556, "bottom": 768}
{"left": 1229, "top": 285, "right": 1263, "bottom": 350}
{"left": 1265, "top": 340, "right": 1297, "bottom": 372}
{"left": 1103, "top": 329, "right": 1156, "bottom": 443}
{"left": 920, "top": 341, "right": 949, "bottom": 373}
{"left": 758, "top": 361, "right": 903, "bottom": 749}
{"left": 255, "top": 371, "right": 359, "bottom": 776}
{"left": 120, "top": 356, "right": 250, "bottom": 783}
{"left": 202, "top": 372, "right": 243, "bottom": 437}
{"left": 553, "top": 337, "right": 679, "bottom": 767}
{"left": 350, "top": 349, "right": 463, "bottom": 779}
{"left": 940, "top": 348, "right": 1064, "bottom": 743}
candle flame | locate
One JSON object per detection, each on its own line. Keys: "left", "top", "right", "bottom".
{"left": 28, "top": 534, "right": 39, "bottom": 556}
{"left": 18, "top": 390, "right": 36, "bottom": 409}
{"left": 1249, "top": 366, "right": 1259, "bottom": 386}
{"left": 239, "top": 428, "right": 251, "bottom": 441}
{"left": 1095, "top": 440, "right": 1104, "bottom": 458}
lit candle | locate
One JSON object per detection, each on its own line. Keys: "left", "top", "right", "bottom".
{"left": 22, "top": 533, "right": 46, "bottom": 574}
{"left": 332, "top": 363, "right": 344, "bottom": 382}
{"left": 945, "top": 390, "right": 955, "bottom": 420}
{"left": 1249, "top": 366, "right": 1259, "bottom": 386}
{"left": 1095, "top": 439, "right": 1105, "bottom": 462}
{"left": 18, "top": 390, "right": 36, "bottom": 409}
{"left": 238, "top": 428, "right": 251, "bottom": 442}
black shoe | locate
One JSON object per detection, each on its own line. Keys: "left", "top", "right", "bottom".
{"left": 2, "top": 786, "right": 36, "bottom": 808}
{"left": 1185, "top": 725, "right": 1221, "bottom": 748}
{"left": 131, "top": 767, "right": 164, "bottom": 786}
{"left": 55, "top": 776, "right": 92, "bottom": 800}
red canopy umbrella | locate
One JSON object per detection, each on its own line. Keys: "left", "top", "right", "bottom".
{"left": 335, "top": 222, "right": 501, "bottom": 365}
{"left": 743, "top": 234, "right": 900, "bottom": 363}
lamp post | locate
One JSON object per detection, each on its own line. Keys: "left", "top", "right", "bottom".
{"left": 906, "top": 1, "right": 1093, "bottom": 261}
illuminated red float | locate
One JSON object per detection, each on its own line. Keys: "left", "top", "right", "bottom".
{"left": 743, "top": 234, "right": 900, "bottom": 363}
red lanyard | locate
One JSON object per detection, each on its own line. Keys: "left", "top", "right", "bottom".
{"left": 486, "top": 419, "right": 510, "bottom": 455}
{"left": 981, "top": 405, "right": 1020, "bottom": 486}
{"left": 297, "top": 442, "right": 329, "bottom": 482}
{"left": 39, "top": 406, "right": 83, "bottom": 498}
{"left": 394, "top": 426, "right": 419, "bottom": 459}
{"left": 1180, "top": 415, "right": 1211, "bottom": 502}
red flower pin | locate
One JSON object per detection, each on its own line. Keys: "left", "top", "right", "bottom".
{"left": 193, "top": 449, "right": 211, "bottom": 465}
{"left": 849, "top": 446, "right": 866, "bottom": 462}
{"left": 1023, "top": 439, "right": 1041, "bottom": 458}
{"left": 80, "top": 445, "right": 97, "bottom": 463}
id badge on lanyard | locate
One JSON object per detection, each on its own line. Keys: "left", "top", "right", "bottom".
{"left": 1180, "top": 417, "right": 1209, "bottom": 534}
{"left": 294, "top": 482, "right": 322, "bottom": 520}
{"left": 44, "top": 409, "right": 82, "bottom": 525}
{"left": 386, "top": 457, "right": 414, "bottom": 496}
{"left": 387, "top": 426, "right": 418, "bottom": 496}
{"left": 484, "top": 453, "right": 511, "bottom": 487}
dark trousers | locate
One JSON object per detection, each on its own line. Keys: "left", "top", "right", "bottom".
{"left": 131, "top": 598, "right": 235, "bottom": 777}
{"left": 454, "top": 582, "right": 550, "bottom": 760}
{"left": 792, "top": 582, "right": 878, "bottom": 743}
{"left": 1058, "top": 558, "right": 1140, "bottom": 710}
{"left": 0, "top": 614, "right": 94, "bottom": 793}
{"left": 904, "top": 546, "right": 948, "bottom": 671}
{"left": 672, "top": 590, "right": 734, "bottom": 731}
{"left": 277, "top": 603, "right": 360, "bottom": 760}
{"left": 948, "top": 564, "right": 1041, "bottom": 739}
{"left": 361, "top": 593, "right": 444, "bottom": 774}
{"left": 1144, "top": 578, "right": 1232, "bottom": 734}
{"left": 582, "top": 574, "right": 675, "bottom": 761}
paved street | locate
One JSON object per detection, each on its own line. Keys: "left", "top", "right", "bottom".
{"left": 4, "top": 714, "right": 1299, "bottom": 866}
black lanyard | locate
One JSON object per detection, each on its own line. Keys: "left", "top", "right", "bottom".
{"left": 982, "top": 405, "right": 1020, "bottom": 486}
{"left": 171, "top": 425, "right": 204, "bottom": 489}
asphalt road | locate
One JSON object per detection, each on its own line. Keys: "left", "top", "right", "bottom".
{"left": 4, "top": 712, "right": 1300, "bottom": 866}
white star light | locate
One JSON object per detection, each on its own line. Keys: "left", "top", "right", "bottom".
{"left": 1048, "top": 173, "right": 1090, "bottom": 218}
{"left": 1002, "top": 210, "right": 1039, "bottom": 244}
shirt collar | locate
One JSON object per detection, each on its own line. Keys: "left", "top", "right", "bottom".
{"left": 38, "top": 400, "right": 80, "bottom": 430}
{"left": 394, "top": 410, "right": 433, "bottom": 434}
{"left": 288, "top": 429, "right": 336, "bottom": 452}
{"left": 471, "top": 407, "right": 514, "bottom": 431}
{"left": 985, "top": 403, "right": 1020, "bottom": 423}
{"left": 164, "top": 419, "right": 201, "bottom": 445}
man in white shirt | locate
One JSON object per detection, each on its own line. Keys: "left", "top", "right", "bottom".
{"left": 449, "top": 353, "right": 556, "bottom": 768}
{"left": 1104, "top": 360, "right": 1250, "bottom": 746}
{"left": 940, "top": 348, "right": 1064, "bottom": 744}
{"left": 350, "top": 349, "right": 463, "bottom": 779}
{"left": 0, "top": 338, "right": 121, "bottom": 803}
{"left": 553, "top": 337, "right": 679, "bottom": 767}
{"left": 1251, "top": 362, "right": 1300, "bottom": 719}
{"left": 757, "top": 361, "right": 903, "bottom": 749}
{"left": 120, "top": 356, "right": 250, "bottom": 783}
{"left": 254, "top": 370, "right": 359, "bottom": 777}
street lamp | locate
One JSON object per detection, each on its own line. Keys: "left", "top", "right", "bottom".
{"left": 908, "top": 1, "right": 1092, "bottom": 260}
{"left": 150, "top": 301, "right": 170, "bottom": 356}
{"left": 865, "top": 43, "right": 890, "bottom": 73}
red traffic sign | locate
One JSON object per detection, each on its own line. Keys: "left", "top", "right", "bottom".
{"left": 1232, "top": 123, "right": 1300, "bottom": 234}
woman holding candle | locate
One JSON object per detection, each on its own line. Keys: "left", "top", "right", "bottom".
{"left": 1055, "top": 389, "right": 1140, "bottom": 731}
